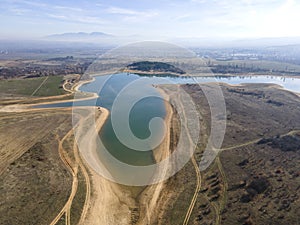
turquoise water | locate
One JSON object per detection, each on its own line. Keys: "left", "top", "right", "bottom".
{"left": 79, "top": 73, "right": 167, "bottom": 166}
{"left": 34, "top": 74, "right": 300, "bottom": 168}
{"left": 35, "top": 75, "right": 300, "bottom": 109}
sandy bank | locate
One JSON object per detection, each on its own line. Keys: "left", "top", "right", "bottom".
{"left": 76, "top": 86, "right": 175, "bottom": 225}
{"left": 77, "top": 107, "right": 135, "bottom": 225}
{"left": 137, "top": 87, "right": 174, "bottom": 225}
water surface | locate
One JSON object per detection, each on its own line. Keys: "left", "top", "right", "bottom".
{"left": 34, "top": 74, "right": 300, "bottom": 171}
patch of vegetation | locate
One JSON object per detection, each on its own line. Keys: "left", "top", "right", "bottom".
{"left": 169, "top": 189, "right": 193, "bottom": 224}
{"left": 266, "top": 99, "right": 284, "bottom": 106}
{"left": 45, "top": 56, "right": 75, "bottom": 62}
{"left": 156, "top": 160, "right": 197, "bottom": 225}
{"left": 257, "top": 135, "right": 300, "bottom": 152}
{"left": 34, "top": 76, "right": 66, "bottom": 96}
{"left": 228, "top": 88, "right": 265, "bottom": 98}
{"left": 211, "top": 64, "right": 269, "bottom": 74}
{"left": 210, "top": 59, "right": 300, "bottom": 76}
{"left": 56, "top": 216, "right": 66, "bottom": 225}
{"left": 70, "top": 168, "right": 86, "bottom": 225}
{"left": 126, "top": 61, "right": 185, "bottom": 74}
{"left": 0, "top": 75, "right": 66, "bottom": 97}
{"left": 241, "top": 177, "right": 270, "bottom": 203}
{"left": 0, "top": 77, "right": 46, "bottom": 96}
{"left": 0, "top": 58, "right": 92, "bottom": 79}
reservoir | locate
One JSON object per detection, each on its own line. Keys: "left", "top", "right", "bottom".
{"left": 34, "top": 74, "right": 300, "bottom": 178}
{"left": 35, "top": 74, "right": 300, "bottom": 110}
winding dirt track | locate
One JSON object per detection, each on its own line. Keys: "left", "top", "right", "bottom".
{"left": 182, "top": 156, "right": 201, "bottom": 225}
{"left": 209, "top": 129, "right": 300, "bottom": 224}
{"left": 75, "top": 143, "right": 91, "bottom": 225}
{"left": 173, "top": 87, "right": 202, "bottom": 225}
{"left": 220, "top": 138, "right": 262, "bottom": 151}
{"left": 49, "top": 106, "right": 110, "bottom": 225}
{"left": 1, "top": 78, "right": 127, "bottom": 225}
{"left": 3, "top": 76, "right": 300, "bottom": 225}
{"left": 49, "top": 110, "right": 96, "bottom": 225}
{"left": 49, "top": 127, "right": 78, "bottom": 225}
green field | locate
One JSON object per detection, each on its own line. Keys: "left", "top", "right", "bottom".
{"left": 0, "top": 76, "right": 67, "bottom": 97}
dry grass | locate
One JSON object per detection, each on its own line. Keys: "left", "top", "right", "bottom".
{"left": 182, "top": 83, "right": 300, "bottom": 225}
{"left": 0, "top": 109, "right": 74, "bottom": 225}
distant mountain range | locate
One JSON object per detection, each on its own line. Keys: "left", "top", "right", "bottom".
{"left": 45, "top": 32, "right": 114, "bottom": 41}
{"left": 43, "top": 32, "right": 147, "bottom": 45}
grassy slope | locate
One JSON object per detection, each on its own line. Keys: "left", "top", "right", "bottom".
{"left": 0, "top": 76, "right": 66, "bottom": 97}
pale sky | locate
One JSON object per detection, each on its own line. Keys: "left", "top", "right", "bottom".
{"left": 1, "top": 0, "right": 300, "bottom": 39}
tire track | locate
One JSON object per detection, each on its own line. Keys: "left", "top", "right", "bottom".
{"left": 172, "top": 87, "right": 201, "bottom": 225}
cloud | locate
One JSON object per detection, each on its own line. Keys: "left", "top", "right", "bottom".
{"left": 1, "top": 0, "right": 300, "bottom": 39}
{"left": 15, "top": 0, "right": 49, "bottom": 8}
{"left": 47, "top": 13, "right": 67, "bottom": 20}
{"left": 106, "top": 6, "right": 158, "bottom": 18}
{"left": 46, "top": 13, "right": 107, "bottom": 25}
{"left": 107, "top": 7, "right": 142, "bottom": 15}
{"left": 190, "top": 0, "right": 209, "bottom": 3}
{"left": 2, "top": 0, "right": 107, "bottom": 25}
{"left": 9, "top": 7, "right": 31, "bottom": 15}
{"left": 54, "top": 5, "right": 84, "bottom": 12}
{"left": 174, "top": 14, "right": 192, "bottom": 21}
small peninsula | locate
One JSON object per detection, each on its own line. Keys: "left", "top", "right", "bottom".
{"left": 123, "top": 61, "right": 186, "bottom": 76}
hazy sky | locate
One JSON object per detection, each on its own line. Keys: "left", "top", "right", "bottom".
{"left": 1, "top": 0, "right": 300, "bottom": 39}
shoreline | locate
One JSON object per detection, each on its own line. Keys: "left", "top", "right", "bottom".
{"left": 152, "top": 87, "right": 173, "bottom": 162}
{"left": 122, "top": 68, "right": 184, "bottom": 77}
{"left": 137, "top": 86, "right": 174, "bottom": 225}
{"left": 28, "top": 77, "right": 99, "bottom": 107}
{"left": 0, "top": 77, "right": 99, "bottom": 112}
{"left": 77, "top": 86, "right": 175, "bottom": 225}
{"left": 1, "top": 70, "right": 300, "bottom": 224}
{"left": 2, "top": 72, "right": 300, "bottom": 113}
{"left": 74, "top": 83, "right": 175, "bottom": 225}
{"left": 187, "top": 72, "right": 300, "bottom": 79}
{"left": 73, "top": 77, "right": 96, "bottom": 92}
{"left": 77, "top": 107, "right": 135, "bottom": 225}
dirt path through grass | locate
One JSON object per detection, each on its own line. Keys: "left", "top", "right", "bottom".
{"left": 31, "top": 76, "right": 49, "bottom": 96}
